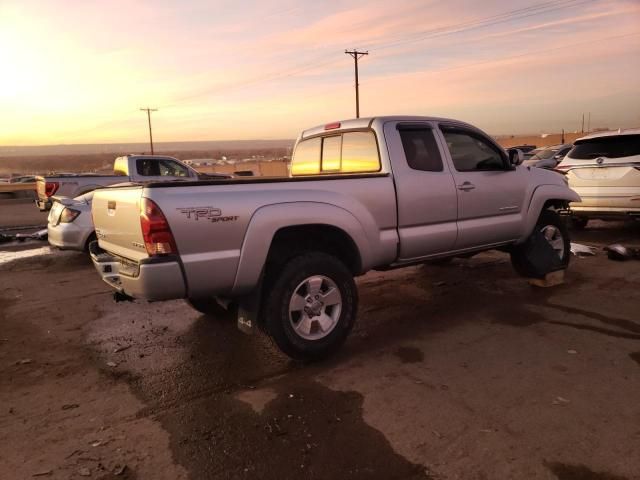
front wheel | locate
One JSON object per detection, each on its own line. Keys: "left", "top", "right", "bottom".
{"left": 511, "top": 210, "right": 570, "bottom": 278}
{"left": 263, "top": 252, "right": 358, "bottom": 361}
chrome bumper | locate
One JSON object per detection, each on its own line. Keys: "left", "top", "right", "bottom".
{"left": 89, "top": 241, "right": 186, "bottom": 301}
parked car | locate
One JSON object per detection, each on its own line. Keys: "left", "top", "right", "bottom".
{"left": 89, "top": 115, "right": 579, "bottom": 360}
{"left": 523, "top": 147, "right": 543, "bottom": 160}
{"left": 512, "top": 144, "right": 537, "bottom": 158}
{"left": 523, "top": 144, "right": 572, "bottom": 169}
{"left": 35, "top": 155, "right": 230, "bottom": 211}
{"left": 557, "top": 129, "right": 640, "bottom": 228}
{"left": 47, "top": 191, "right": 96, "bottom": 251}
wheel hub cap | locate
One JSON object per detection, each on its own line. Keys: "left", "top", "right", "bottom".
{"left": 289, "top": 275, "right": 342, "bottom": 341}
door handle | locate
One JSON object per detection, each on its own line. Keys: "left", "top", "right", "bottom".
{"left": 457, "top": 182, "right": 475, "bottom": 191}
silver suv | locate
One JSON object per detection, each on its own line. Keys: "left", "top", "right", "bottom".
{"left": 557, "top": 129, "right": 640, "bottom": 228}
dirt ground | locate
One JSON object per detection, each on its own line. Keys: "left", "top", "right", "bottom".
{"left": 0, "top": 221, "right": 639, "bottom": 480}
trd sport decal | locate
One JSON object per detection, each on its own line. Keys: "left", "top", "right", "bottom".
{"left": 177, "top": 207, "right": 238, "bottom": 223}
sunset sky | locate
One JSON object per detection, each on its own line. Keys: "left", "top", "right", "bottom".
{"left": 1, "top": 0, "right": 639, "bottom": 145}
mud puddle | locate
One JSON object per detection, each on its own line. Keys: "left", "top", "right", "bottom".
{"left": 157, "top": 377, "right": 428, "bottom": 480}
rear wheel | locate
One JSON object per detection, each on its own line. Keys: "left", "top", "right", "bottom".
{"left": 511, "top": 210, "right": 570, "bottom": 277}
{"left": 84, "top": 232, "right": 97, "bottom": 252}
{"left": 263, "top": 252, "right": 357, "bottom": 361}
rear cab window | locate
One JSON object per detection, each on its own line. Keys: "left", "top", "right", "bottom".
{"left": 568, "top": 135, "right": 640, "bottom": 160}
{"left": 113, "top": 157, "right": 128, "bottom": 176}
{"left": 291, "top": 131, "right": 380, "bottom": 176}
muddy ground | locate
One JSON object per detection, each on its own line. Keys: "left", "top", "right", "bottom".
{"left": 0, "top": 221, "right": 639, "bottom": 480}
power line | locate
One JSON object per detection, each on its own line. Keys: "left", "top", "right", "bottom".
{"left": 168, "top": 0, "right": 593, "bottom": 107}
{"left": 364, "top": 0, "right": 594, "bottom": 51}
{"left": 54, "top": 0, "right": 627, "bottom": 139}
{"left": 345, "top": 50, "right": 369, "bottom": 118}
{"left": 140, "top": 107, "right": 158, "bottom": 154}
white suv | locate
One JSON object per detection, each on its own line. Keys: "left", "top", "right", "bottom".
{"left": 557, "top": 129, "right": 640, "bottom": 228}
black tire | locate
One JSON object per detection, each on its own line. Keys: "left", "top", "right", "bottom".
{"left": 263, "top": 252, "right": 358, "bottom": 361}
{"left": 84, "top": 232, "right": 97, "bottom": 253}
{"left": 511, "top": 210, "right": 571, "bottom": 278}
{"left": 569, "top": 216, "right": 589, "bottom": 230}
{"left": 185, "top": 297, "right": 233, "bottom": 320}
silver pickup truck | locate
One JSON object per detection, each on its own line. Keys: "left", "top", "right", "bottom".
{"left": 36, "top": 154, "right": 221, "bottom": 211}
{"left": 90, "top": 116, "right": 579, "bottom": 360}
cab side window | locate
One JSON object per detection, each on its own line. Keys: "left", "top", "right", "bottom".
{"left": 137, "top": 159, "right": 160, "bottom": 176}
{"left": 136, "top": 159, "right": 189, "bottom": 177}
{"left": 441, "top": 128, "right": 506, "bottom": 172}
{"left": 158, "top": 160, "right": 189, "bottom": 177}
{"left": 399, "top": 128, "right": 443, "bottom": 171}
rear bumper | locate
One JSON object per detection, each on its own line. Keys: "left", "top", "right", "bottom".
{"left": 89, "top": 242, "right": 186, "bottom": 301}
{"left": 570, "top": 206, "right": 640, "bottom": 220}
{"left": 48, "top": 223, "right": 90, "bottom": 251}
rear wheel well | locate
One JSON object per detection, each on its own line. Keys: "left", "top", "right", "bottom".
{"left": 543, "top": 199, "right": 570, "bottom": 212}
{"left": 84, "top": 231, "right": 97, "bottom": 252}
{"left": 265, "top": 225, "right": 362, "bottom": 277}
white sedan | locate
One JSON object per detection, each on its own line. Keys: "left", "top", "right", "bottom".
{"left": 47, "top": 191, "right": 96, "bottom": 251}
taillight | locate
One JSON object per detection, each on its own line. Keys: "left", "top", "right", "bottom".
{"left": 140, "top": 198, "right": 177, "bottom": 256}
{"left": 45, "top": 181, "right": 60, "bottom": 197}
{"left": 59, "top": 207, "right": 80, "bottom": 223}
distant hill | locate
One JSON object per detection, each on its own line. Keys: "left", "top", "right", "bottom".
{"left": 0, "top": 139, "right": 294, "bottom": 157}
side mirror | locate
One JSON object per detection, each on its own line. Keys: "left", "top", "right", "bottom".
{"left": 507, "top": 148, "right": 524, "bottom": 166}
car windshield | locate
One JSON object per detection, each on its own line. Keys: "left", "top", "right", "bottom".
{"left": 568, "top": 134, "right": 640, "bottom": 159}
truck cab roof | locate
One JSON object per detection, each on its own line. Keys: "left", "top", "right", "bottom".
{"left": 299, "top": 115, "right": 480, "bottom": 140}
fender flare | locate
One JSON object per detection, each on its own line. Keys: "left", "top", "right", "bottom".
{"left": 520, "top": 184, "right": 580, "bottom": 240}
{"left": 231, "top": 202, "right": 374, "bottom": 295}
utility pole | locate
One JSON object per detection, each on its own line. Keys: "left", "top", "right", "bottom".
{"left": 581, "top": 113, "right": 584, "bottom": 134}
{"left": 140, "top": 107, "right": 158, "bottom": 154}
{"left": 587, "top": 112, "right": 591, "bottom": 133}
{"left": 561, "top": 128, "right": 565, "bottom": 143}
{"left": 344, "top": 50, "right": 368, "bottom": 118}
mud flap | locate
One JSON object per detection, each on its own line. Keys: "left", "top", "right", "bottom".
{"left": 236, "top": 280, "right": 263, "bottom": 335}
{"left": 521, "top": 230, "right": 564, "bottom": 279}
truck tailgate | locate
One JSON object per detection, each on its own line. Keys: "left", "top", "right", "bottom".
{"left": 92, "top": 186, "right": 148, "bottom": 262}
